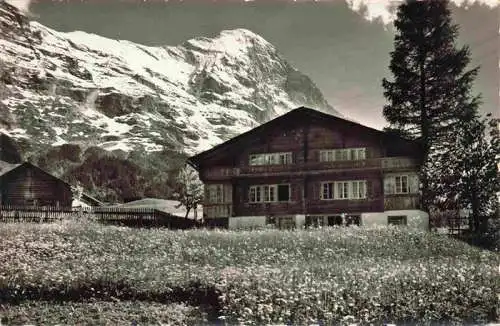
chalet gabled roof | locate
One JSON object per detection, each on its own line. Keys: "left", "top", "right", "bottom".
{"left": 187, "top": 106, "right": 421, "bottom": 169}
{"left": 0, "top": 160, "right": 22, "bottom": 177}
{"left": 0, "top": 160, "right": 106, "bottom": 204}
{"left": 0, "top": 161, "right": 72, "bottom": 187}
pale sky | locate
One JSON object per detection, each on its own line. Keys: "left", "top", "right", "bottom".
{"left": 348, "top": 0, "right": 499, "bottom": 24}
{"left": 8, "top": 0, "right": 500, "bottom": 21}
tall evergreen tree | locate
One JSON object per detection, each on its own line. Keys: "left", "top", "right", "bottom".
{"left": 382, "top": 0, "right": 481, "bottom": 213}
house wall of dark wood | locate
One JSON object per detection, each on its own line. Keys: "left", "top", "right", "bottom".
{"left": 231, "top": 174, "right": 384, "bottom": 217}
{"left": 198, "top": 112, "right": 422, "bottom": 219}
{"left": 233, "top": 121, "right": 385, "bottom": 168}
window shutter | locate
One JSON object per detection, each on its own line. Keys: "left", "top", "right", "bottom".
{"left": 313, "top": 182, "right": 319, "bottom": 200}
{"left": 410, "top": 175, "right": 419, "bottom": 193}
{"left": 383, "top": 177, "right": 393, "bottom": 195}
{"left": 224, "top": 184, "right": 232, "bottom": 203}
{"left": 366, "top": 180, "right": 374, "bottom": 199}
{"left": 365, "top": 147, "right": 372, "bottom": 159}
{"left": 205, "top": 186, "right": 210, "bottom": 202}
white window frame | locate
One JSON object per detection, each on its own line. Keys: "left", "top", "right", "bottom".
{"left": 319, "top": 148, "right": 366, "bottom": 162}
{"left": 321, "top": 182, "right": 334, "bottom": 200}
{"left": 249, "top": 152, "right": 293, "bottom": 166}
{"left": 395, "top": 175, "right": 410, "bottom": 194}
{"left": 335, "top": 181, "right": 349, "bottom": 199}
{"left": 320, "top": 180, "right": 367, "bottom": 200}
{"left": 350, "top": 180, "right": 366, "bottom": 199}
{"left": 249, "top": 184, "right": 290, "bottom": 203}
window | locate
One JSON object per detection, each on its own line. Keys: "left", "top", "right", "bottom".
{"left": 350, "top": 181, "right": 366, "bottom": 199}
{"left": 395, "top": 175, "right": 410, "bottom": 194}
{"left": 388, "top": 215, "right": 407, "bottom": 226}
{"left": 266, "top": 215, "right": 276, "bottom": 225}
{"left": 277, "top": 216, "right": 295, "bottom": 229}
{"left": 345, "top": 214, "right": 361, "bottom": 226}
{"left": 328, "top": 215, "right": 343, "bottom": 226}
{"left": 319, "top": 148, "right": 367, "bottom": 162}
{"left": 263, "top": 185, "right": 275, "bottom": 202}
{"left": 321, "top": 182, "right": 334, "bottom": 200}
{"left": 341, "top": 150, "right": 349, "bottom": 161}
{"left": 206, "top": 184, "right": 224, "bottom": 203}
{"left": 306, "top": 215, "right": 360, "bottom": 228}
{"left": 320, "top": 180, "right": 367, "bottom": 200}
{"left": 336, "top": 182, "right": 349, "bottom": 199}
{"left": 278, "top": 153, "right": 292, "bottom": 165}
{"left": 249, "top": 152, "right": 292, "bottom": 166}
{"left": 249, "top": 184, "right": 290, "bottom": 203}
{"left": 277, "top": 184, "right": 290, "bottom": 201}
{"left": 249, "top": 186, "right": 261, "bottom": 202}
{"left": 306, "top": 215, "right": 327, "bottom": 228}
{"left": 384, "top": 174, "right": 418, "bottom": 195}
{"left": 351, "top": 148, "right": 366, "bottom": 160}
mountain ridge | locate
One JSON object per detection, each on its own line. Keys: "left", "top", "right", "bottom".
{"left": 0, "top": 1, "right": 340, "bottom": 202}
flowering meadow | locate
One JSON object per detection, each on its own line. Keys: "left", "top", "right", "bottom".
{"left": 0, "top": 220, "right": 498, "bottom": 325}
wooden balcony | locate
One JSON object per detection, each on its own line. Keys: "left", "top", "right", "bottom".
{"left": 241, "top": 201, "right": 305, "bottom": 215}
{"left": 202, "top": 157, "right": 418, "bottom": 179}
{"left": 384, "top": 194, "right": 420, "bottom": 211}
{"left": 203, "top": 203, "right": 232, "bottom": 219}
{"left": 237, "top": 198, "right": 383, "bottom": 216}
{"left": 380, "top": 157, "right": 418, "bottom": 171}
{"left": 307, "top": 198, "right": 383, "bottom": 214}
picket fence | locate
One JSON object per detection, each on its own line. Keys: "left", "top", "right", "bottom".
{"left": 0, "top": 205, "right": 200, "bottom": 229}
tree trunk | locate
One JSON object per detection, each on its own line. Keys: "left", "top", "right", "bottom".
{"left": 419, "top": 39, "right": 431, "bottom": 230}
{"left": 471, "top": 186, "right": 480, "bottom": 233}
{"left": 468, "top": 208, "right": 474, "bottom": 232}
{"left": 478, "top": 215, "right": 488, "bottom": 234}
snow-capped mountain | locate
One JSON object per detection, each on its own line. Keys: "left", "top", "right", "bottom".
{"left": 0, "top": 1, "right": 338, "bottom": 159}
{"left": 0, "top": 1, "right": 342, "bottom": 201}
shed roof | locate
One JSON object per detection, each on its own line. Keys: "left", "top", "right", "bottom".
{"left": 0, "top": 161, "right": 71, "bottom": 188}
{"left": 0, "top": 161, "right": 21, "bottom": 177}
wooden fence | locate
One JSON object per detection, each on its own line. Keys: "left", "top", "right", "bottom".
{"left": 430, "top": 209, "right": 470, "bottom": 235}
{"left": 0, "top": 205, "right": 201, "bottom": 229}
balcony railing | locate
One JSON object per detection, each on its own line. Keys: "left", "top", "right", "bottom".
{"left": 203, "top": 203, "right": 232, "bottom": 219}
{"left": 384, "top": 195, "right": 420, "bottom": 211}
{"left": 202, "top": 157, "right": 418, "bottom": 179}
{"left": 381, "top": 157, "right": 416, "bottom": 170}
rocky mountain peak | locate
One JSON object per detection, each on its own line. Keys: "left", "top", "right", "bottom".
{"left": 0, "top": 1, "right": 341, "bottom": 201}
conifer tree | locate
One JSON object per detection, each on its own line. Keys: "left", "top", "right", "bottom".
{"left": 382, "top": 0, "right": 481, "bottom": 213}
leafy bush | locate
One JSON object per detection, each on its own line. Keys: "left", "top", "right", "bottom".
{"left": 0, "top": 301, "right": 208, "bottom": 325}
{"left": 0, "top": 223, "right": 497, "bottom": 325}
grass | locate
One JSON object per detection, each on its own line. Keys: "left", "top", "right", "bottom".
{"left": 0, "top": 220, "right": 498, "bottom": 325}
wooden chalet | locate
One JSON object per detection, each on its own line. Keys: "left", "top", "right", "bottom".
{"left": 0, "top": 161, "right": 72, "bottom": 207}
{"left": 187, "top": 107, "right": 429, "bottom": 229}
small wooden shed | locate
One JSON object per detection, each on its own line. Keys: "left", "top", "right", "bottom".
{"left": 0, "top": 161, "right": 73, "bottom": 207}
